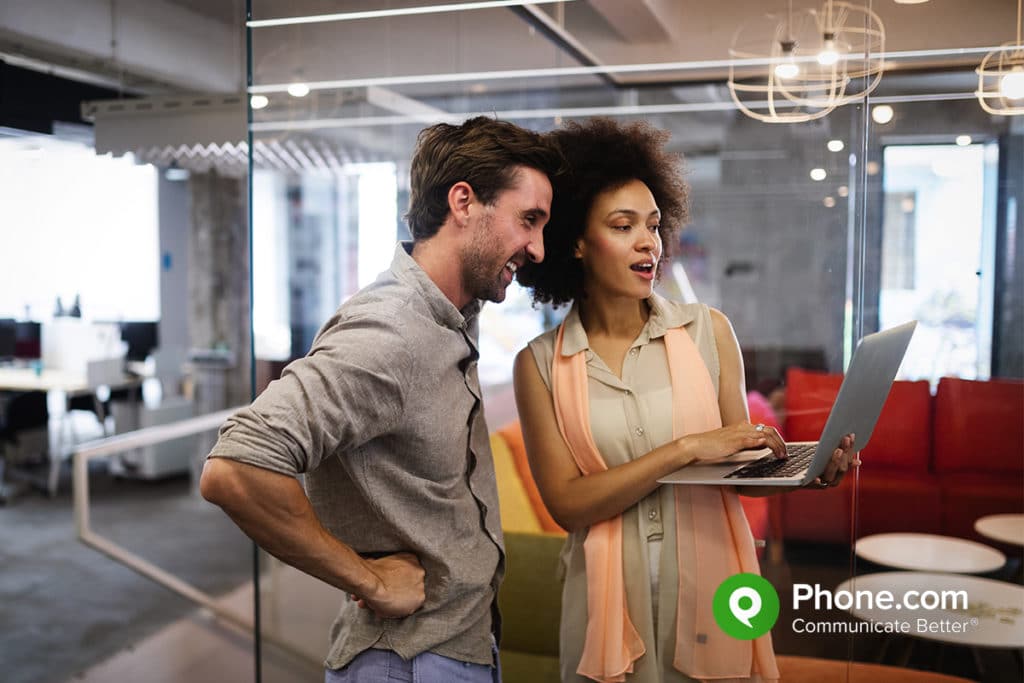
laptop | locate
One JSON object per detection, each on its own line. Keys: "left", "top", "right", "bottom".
{"left": 658, "top": 320, "right": 917, "bottom": 487}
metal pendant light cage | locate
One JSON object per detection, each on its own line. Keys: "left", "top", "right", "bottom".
{"left": 728, "top": 1, "right": 885, "bottom": 123}
{"left": 975, "top": 0, "right": 1024, "bottom": 116}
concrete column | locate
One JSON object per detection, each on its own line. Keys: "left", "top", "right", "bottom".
{"left": 187, "top": 170, "right": 251, "bottom": 408}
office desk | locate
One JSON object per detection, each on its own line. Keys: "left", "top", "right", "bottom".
{"left": 0, "top": 366, "right": 142, "bottom": 496}
{"left": 0, "top": 367, "right": 93, "bottom": 394}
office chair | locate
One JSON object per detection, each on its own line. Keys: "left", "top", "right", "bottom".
{"left": 0, "top": 391, "right": 49, "bottom": 504}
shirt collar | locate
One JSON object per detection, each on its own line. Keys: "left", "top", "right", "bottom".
{"left": 558, "top": 293, "right": 697, "bottom": 357}
{"left": 390, "top": 241, "right": 481, "bottom": 330}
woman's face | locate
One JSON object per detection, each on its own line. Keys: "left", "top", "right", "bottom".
{"left": 576, "top": 179, "right": 662, "bottom": 301}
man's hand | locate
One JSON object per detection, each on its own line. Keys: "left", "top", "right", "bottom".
{"left": 352, "top": 552, "right": 426, "bottom": 618}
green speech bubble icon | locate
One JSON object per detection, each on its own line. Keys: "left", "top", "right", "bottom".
{"left": 712, "top": 573, "right": 780, "bottom": 640}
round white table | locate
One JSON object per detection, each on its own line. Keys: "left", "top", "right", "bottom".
{"left": 975, "top": 514, "right": 1024, "bottom": 547}
{"left": 835, "top": 572, "right": 1024, "bottom": 648}
{"left": 855, "top": 532, "right": 1006, "bottom": 574}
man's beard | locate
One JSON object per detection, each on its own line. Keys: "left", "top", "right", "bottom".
{"left": 461, "top": 212, "right": 509, "bottom": 304}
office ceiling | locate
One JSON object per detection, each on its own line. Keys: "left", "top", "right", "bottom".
{"left": 1, "top": 0, "right": 1015, "bottom": 172}
{"left": 2, "top": 1, "right": 1015, "bottom": 95}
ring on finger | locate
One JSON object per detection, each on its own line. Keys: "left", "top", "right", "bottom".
{"left": 755, "top": 423, "right": 765, "bottom": 432}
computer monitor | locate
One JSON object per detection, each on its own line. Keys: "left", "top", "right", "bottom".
{"left": 120, "top": 321, "right": 159, "bottom": 362}
{"left": 13, "top": 321, "right": 42, "bottom": 360}
{"left": 0, "top": 319, "right": 15, "bottom": 360}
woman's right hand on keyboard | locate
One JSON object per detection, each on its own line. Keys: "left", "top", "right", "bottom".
{"left": 679, "top": 422, "right": 786, "bottom": 465}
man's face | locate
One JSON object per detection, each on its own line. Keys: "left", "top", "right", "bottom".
{"left": 461, "top": 166, "right": 552, "bottom": 303}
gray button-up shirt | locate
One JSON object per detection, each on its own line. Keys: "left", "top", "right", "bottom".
{"left": 208, "top": 242, "right": 505, "bottom": 669}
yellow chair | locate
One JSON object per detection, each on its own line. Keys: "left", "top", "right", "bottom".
{"left": 491, "top": 428, "right": 564, "bottom": 682}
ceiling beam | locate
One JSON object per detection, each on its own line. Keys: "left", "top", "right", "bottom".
{"left": 0, "top": 0, "right": 241, "bottom": 94}
{"left": 588, "top": 0, "right": 670, "bottom": 42}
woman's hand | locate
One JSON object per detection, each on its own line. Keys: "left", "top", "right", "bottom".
{"left": 679, "top": 422, "right": 786, "bottom": 464}
{"left": 808, "top": 433, "right": 859, "bottom": 489}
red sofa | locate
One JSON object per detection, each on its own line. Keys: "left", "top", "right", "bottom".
{"left": 776, "top": 370, "right": 1024, "bottom": 546}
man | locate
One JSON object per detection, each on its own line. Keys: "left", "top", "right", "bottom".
{"left": 200, "top": 116, "right": 560, "bottom": 682}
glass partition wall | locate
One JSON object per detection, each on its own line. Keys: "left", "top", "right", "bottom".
{"left": 246, "top": 3, "right": 1023, "bottom": 682}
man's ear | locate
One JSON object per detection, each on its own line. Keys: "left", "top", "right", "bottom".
{"left": 573, "top": 237, "right": 585, "bottom": 259}
{"left": 447, "top": 181, "right": 475, "bottom": 228}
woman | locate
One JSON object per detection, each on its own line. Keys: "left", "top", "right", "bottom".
{"left": 513, "top": 118, "right": 855, "bottom": 683}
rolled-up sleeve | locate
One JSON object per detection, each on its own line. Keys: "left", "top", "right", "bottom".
{"left": 207, "top": 309, "right": 412, "bottom": 476}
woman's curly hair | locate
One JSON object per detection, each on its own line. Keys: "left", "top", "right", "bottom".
{"left": 516, "top": 118, "right": 689, "bottom": 308}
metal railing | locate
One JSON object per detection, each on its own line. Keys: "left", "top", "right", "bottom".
{"left": 71, "top": 407, "right": 317, "bottom": 665}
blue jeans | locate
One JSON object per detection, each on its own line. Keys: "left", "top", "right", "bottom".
{"left": 325, "top": 643, "right": 501, "bottom": 683}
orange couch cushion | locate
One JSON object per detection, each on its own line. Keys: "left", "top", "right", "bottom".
{"left": 933, "top": 377, "right": 1024, "bottom": 474}
{"left": 490, "top": 432, "right": 545, "bottom": 534}
{"left": 496, "top": 421, "right": 567, "bottom": 535}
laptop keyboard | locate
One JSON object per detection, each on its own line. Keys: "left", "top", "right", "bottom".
{"left": 726, "top": 442, "right": 817, "bottom": 479}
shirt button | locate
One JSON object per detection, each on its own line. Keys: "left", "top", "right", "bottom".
{"left": 649, "top": 509, "right": 658, "bottom": 520}
{"left": 634, "top": 426, "right": 645, "bottom": 437}
{"left": 630, "top": 348, "right": 638, "bottom": 356}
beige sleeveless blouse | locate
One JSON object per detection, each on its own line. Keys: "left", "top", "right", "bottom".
{"left": 526, "top": 294, "right": 720, "bottom": 683}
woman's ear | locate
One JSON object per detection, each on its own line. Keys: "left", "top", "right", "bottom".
{"left": 573, "top": 238, "right": 584, "bottom": 259}
{"left": 447, "top": 181, "right": 474, "bottom": 227}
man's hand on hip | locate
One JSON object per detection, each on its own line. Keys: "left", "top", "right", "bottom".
{"left": 354, "top": 552, "right": 427, "bottom": 618}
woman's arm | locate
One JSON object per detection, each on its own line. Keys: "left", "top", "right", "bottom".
{"left": 710, "top": 308, "right": 858, "bottom": 496}
{"left": 708, "top": 308, "right": 794, "bottom": 497}
{"left": 513, "top": 345, "right": 775, "bottom": 531}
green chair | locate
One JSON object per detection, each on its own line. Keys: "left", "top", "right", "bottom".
{"left": 498, "top": 531, "right": 565, "bottom": 683}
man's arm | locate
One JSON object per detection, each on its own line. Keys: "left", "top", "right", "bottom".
{"left": 200, "top": 457, "right": 424, "bottom": 617}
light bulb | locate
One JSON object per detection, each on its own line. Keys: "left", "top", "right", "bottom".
{"left": 1000, "top": 67, "right": 1024, "bottom": 100}
{"left": 287, "top": 82, "right": 310, "bottom": 97}
{"left": 775, "top": 62, "right": 800, "bottom": 79}
{"left": 827, "top": 139, "right": 845, "bottom": 152}
{"left": 775, "top": 41, "right": 799, "bottom": 79}
{"left": 810, "top": 168, "right": 827, "bottom": 181}
{"left": 872, "top": 104, "right": 894, "bottom": 124}
{"left": 955, "top": 135, "right": 972, "bottom": 146}
{"left": 250, "top": 95, "right": 269, "bottom": 109}
{"left": 817, "top": 36, "right": 839, "bottom": 66}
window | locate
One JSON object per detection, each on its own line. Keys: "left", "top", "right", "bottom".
{"left": 0, "top": 135, "right": 159, "bottom": 322}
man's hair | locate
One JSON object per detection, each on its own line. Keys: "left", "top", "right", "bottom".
{"left": 404, "top": 116, "right": 563, "bottom": 240}
{"left": 516, "top": 118, "right": 689, "bottom": 307}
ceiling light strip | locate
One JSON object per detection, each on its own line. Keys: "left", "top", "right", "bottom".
{"left": 249, "top": 45, "right": 1013, "bottom": 94}
{"left": 248, "top": 91, "right": 977, "bottom": 133}
{"left": 247, "top": 0, "right": 577, "bottom": 28}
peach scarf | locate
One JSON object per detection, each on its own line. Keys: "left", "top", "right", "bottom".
{"left": 551, "top": 322, "right": 778, "bottom": 683}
